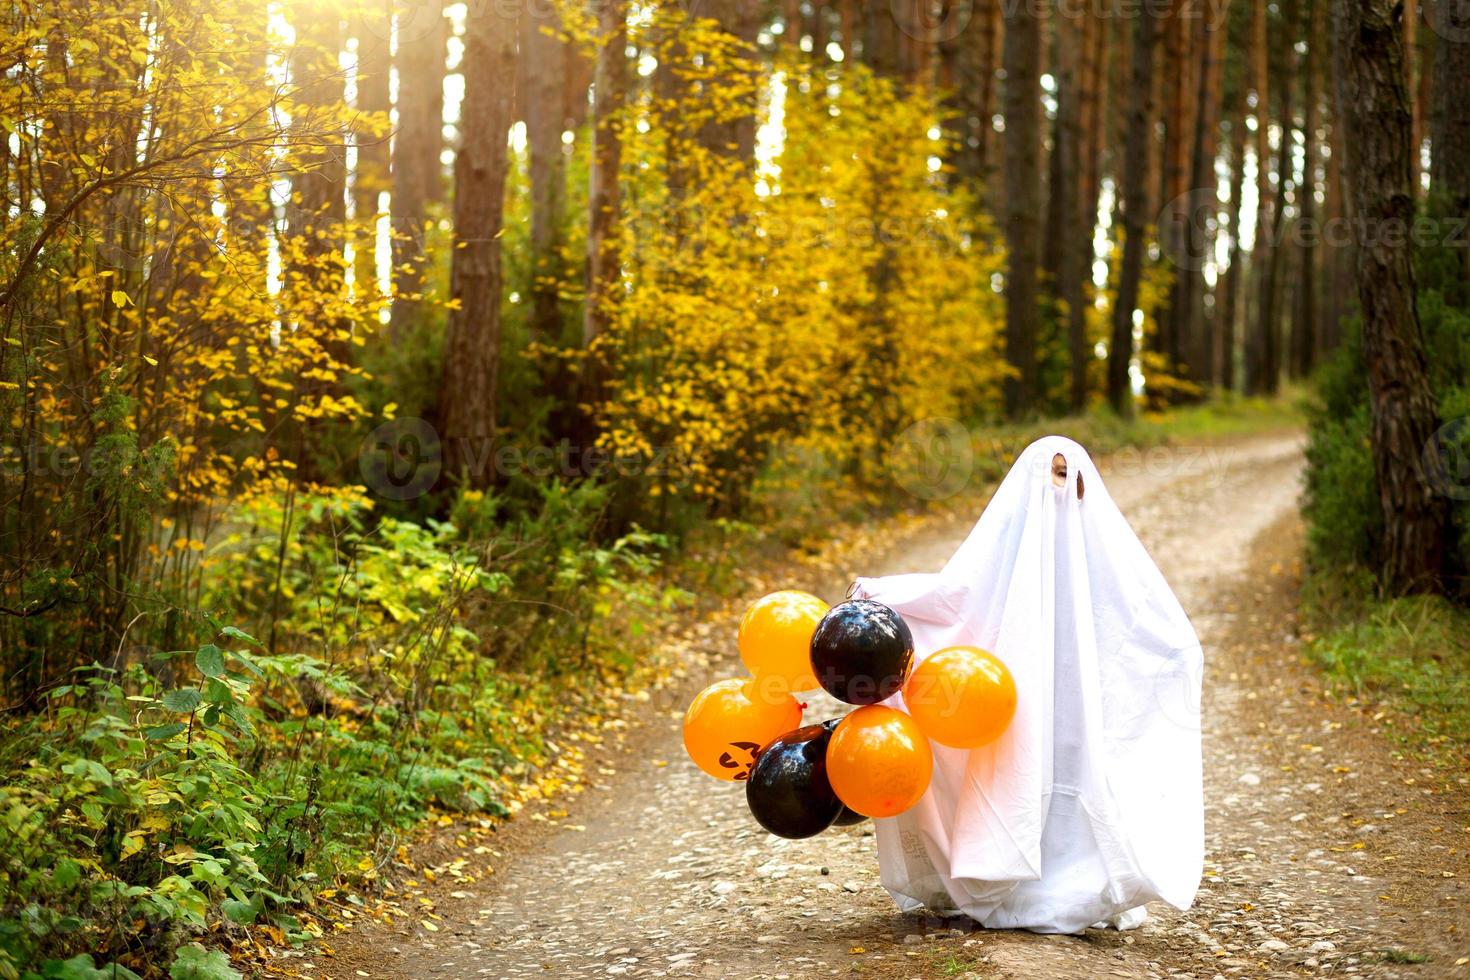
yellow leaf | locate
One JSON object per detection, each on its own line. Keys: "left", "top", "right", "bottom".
{"left": 111, "top": 290, "right": 131, "bottom": 307}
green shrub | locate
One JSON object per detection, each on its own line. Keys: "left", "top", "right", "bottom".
{"left": 1302, "top": 399, "right": 1380, "bottom": 573}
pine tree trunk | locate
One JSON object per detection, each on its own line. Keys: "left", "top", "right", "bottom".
{"left": 523, "top": 2, "right": 570, "bottom": 345}
{"left": 352, "top": 0, "right": 391, "bottom": 290}
{"left": 807, "top": 1, "right": 830, "bottom": 55}
{"left": 700, "top": 0, "right": 761, "bottom": 162}
{"left": 863, "top": 0, "right": 901, "bottom": 76}
{"left": 1417, "top": 0, "right": 1437, "bottom": 198}
{"left": 1405, "top": 0, "right": 1422, "bottom": 195}
{"left": 977, "top": 0, "right": 1004, "bottom": 197}
{"left": 389, "top": 0, "right": 447, "bottom": 335}
{"left": 940, "top": 0, "right": 999, "bottom": 190}
{"left": 1073, "top": 7, "right": 1108, "bottom": 409}
{"left": 1217, "top": 111, "right": 1247, "bottom": 390}
{"left": 1430, "top": 0, "right": 1470, "bottom": 280}
{"left": 1245, "top": 0, "right": 1274, "bottom": 393}
{"left": 1332, "top": 0, "right": 1448, "bottom": 593}
{"left": 1175, "top": 1, "right": 1230, "bottom": 388}
{"left": 1043, "top": 16, "right": 1071, "bottom": 285}
{"left": 1053, "top": 11, "right": 1088, "bottom": 412}
{"left": 1262, "top": 27, "right": 1296, "bottom": 394}
{"left": 1156, "top": 2, "right": 1189, "bottom": 379}
{"left": 1108, "top": 7, "right": 1157, "bottom": 416}
{"left": 1001, "top": 0, "right": 1042, "bottom": 418}
{"left": 584, "top": 0, "right": 627, "bottom": 354}
{"left": 440, "top": 0, "right": 517, "bottom": 490}
{"left": 1320, "top": 102, "right": 1349, "bottom": 355}
{"left": 288, "top": 6, "right": 346, "bottom": 281}
{"left": 1079, "top": 9, "right": 1109, "bottom": 248}
{"left": 1292, "top": 0, "right": 1323, "bottom": 378}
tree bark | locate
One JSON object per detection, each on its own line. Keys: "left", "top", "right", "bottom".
{"left": 940, "top": 0, "right": 1000, "bottom": 192}
{"left": 863, "top": 0, "right": 902, "bottom": 76}
{"left": 1052, "top": 9, "right": 1089, "bottom": 412}
{"left": 700, "top": 0, "right": 761, "bottom": 163}
{"left": 807, "top": 0, "right": 831, "bottom": 55}
{"left": 1076, "top": 8, "right": 1105, "bottom": 260}
{"left": 1430, "top": 0, "right": 1470, "bottom": 283}
{"left": 352, "top": 0, "right": 391, "bottom": 291}
{"left": 584, "top": 0, "right": 627, "bottom": 354}
{"left": 1156, "top": 1, "right": 1192, "bottom": 381}
{"left": 389, "top": 0, "right": 447, "bottom": 335}
{"left": 1405, "top": 0, "right": 1422, "bottom": 196}
{"left": 288, "top": 6, "right": 347, "bottom": 282}
{"left": 1175, "top": 0, "right": 1230, "bottom": 388}
{"left": 1292, "top": 0, "right": 1323, "bottom": 378}
{"left": 1001, "top": 0, "right": 1043, "bottom": 418}
{"left": 1417, "top": 0, "right": 1437, "bottom": 198}
{"left": 1332, "top": 0, "right": 1448, "bottom": 593}
{"left": 1261, "top": 21, "right": 1296, "bottom": 394}
{"left": 440, "top": 0, "right": 517, "bottom": 489}
{"left": 1217, "top": 111, "right": 1247, "bottom": 389}
{"left": 1108, "top": 8, "right": 1158, "bottom": 416}
{"left": 1245, "top": 0, "right": 1273, "bottom": 393}
{"left": 522, "top": 1, "right": 570, "bottom": 345}
{"left": 1320, "top": 101, "right": 1350, "bottom": 355}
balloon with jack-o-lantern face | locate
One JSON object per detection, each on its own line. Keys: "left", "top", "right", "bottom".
{"left": 683, "top": 678, "right": 803, "bottom": 781}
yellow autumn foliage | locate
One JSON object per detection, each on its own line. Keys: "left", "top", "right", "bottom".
{"left": 563, "top": 6, "right": 1009, "bottom": 506}
{"left": 0, "top": 0, "right": 388, "bottom": 663}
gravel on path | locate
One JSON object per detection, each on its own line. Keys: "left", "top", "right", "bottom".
{"left": 319, "top": 432, "right": 1469, "bottom": 980}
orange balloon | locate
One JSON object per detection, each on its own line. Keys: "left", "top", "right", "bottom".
{"left": 826, "top": 705, "right": 933, "bottom": 818}
{"left": 738, "top": 590, "right": 829, "bottom": 693}
{"left": 683, "top": 678, "right": 803, "bottom": 782}
{"left": 902, "top": 646, "right": 1017, "bottom": 749}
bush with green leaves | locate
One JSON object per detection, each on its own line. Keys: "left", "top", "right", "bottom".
{"left": 0, "top": 467, "right": 691, "bottom": 976}
{"left": 0, "top": 631, "right": 273, "bottom": 977}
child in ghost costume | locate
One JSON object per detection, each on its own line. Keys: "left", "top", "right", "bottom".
{"left": 849, "top": 436, "right": 1204, "bottom": 935}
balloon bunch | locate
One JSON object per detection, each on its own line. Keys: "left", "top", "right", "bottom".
{"left": 681, "top": 591, "right": 826, "bottom": 783}
{"left": 683, "top": 591, "right": 1019, "bottom": 841}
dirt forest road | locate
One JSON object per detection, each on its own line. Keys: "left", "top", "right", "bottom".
{"left": 325, "top": 432, "right": 1470, "bottom": 980}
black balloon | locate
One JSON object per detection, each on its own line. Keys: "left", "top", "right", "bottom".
{"left": 817, "top": 721, "right": 865, "bottom": 826}
{"left": 808, "top": 599, "right": 914, "bottom": 705}
{"left": 745, "top": 724, "right": 844, "bottom": 839}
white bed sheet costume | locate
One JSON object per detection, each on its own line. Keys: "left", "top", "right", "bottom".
{"left": 850, "top": 436, "right": 1204, "bottom": 935}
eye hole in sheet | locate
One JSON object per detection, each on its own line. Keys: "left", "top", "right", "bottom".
{"left": 1051, "top": 453, "right": 1085, "bottom": 499}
